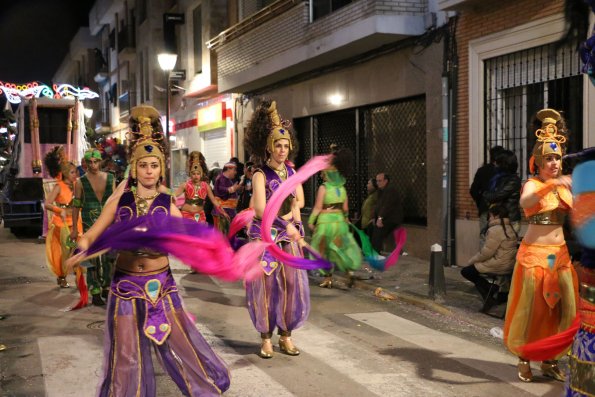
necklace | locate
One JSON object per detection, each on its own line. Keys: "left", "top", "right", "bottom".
{"left": 268, "top": 160, "right": 287, "bottom": 180}
{"left": 134, "top": 190, "right": 160, "bottom": 216}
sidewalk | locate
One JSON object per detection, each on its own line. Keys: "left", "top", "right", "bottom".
{"left": 309, "top": 254, "right": 508, "bottom": 329}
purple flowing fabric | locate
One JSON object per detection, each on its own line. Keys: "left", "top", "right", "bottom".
{"left": 261, "top": 156, "right": 333, "bottom": 270}
{"left": 80, "top": 215, "right": 267, "bottom": 282}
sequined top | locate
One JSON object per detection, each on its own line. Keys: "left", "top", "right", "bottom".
{"left": 115, "top": 191, "right": 171, "bottom": 222}
{"left": 184, "top": 180, "right": 208, "bottom": 206}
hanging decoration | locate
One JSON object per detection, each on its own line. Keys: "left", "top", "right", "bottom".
{"left": 0, "top": 81, "right": 99, "bottom": 104}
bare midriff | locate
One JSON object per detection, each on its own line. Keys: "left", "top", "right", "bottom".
{"left": 181, "top": 203, "right": 204, "bottom": 214}
{"left": 115, "top": 251, "right": 169, "bottom": 273}
{"left": 522, "top": 224, "right": 565, "bottom": 245}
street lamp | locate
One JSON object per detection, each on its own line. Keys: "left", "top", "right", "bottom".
{"left": 157, "top": 52, "right": 178, "bottom": 143}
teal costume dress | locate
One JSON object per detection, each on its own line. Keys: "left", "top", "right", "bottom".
{"left": 310, "top": 171, "right": 362, "bottom": 275}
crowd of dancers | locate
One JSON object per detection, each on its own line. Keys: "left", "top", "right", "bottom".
{"left": 37, "top": 94, "right": 595, "bottom": 396}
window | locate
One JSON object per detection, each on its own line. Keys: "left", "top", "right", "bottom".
{"left": 137, "top": 0, "right": 147, "bottom": 24}
{"left": 484, "top": 41, "right": 583, "bottom": 179}
{"left": 311, "top": 0, "right": 354, "bottom": 21}
{"left": 193, "top": 6, "right": 203, "bottom": 75}
{"left": 295, "top": 96, "right": 427, "bottom": 225}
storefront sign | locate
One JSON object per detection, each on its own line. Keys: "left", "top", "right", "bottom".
{"left": 197, "top": 102, "right": 226, "bottom": 132}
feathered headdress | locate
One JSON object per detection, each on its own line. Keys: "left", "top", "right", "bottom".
{"left": 529, "top": 109, "right": 567, "bottom": 174}
{"left": 127, "top": 106, "right": 166, "bottom": 181}
{"left": 44, "top": 146, "right": 73, "bottom": 179}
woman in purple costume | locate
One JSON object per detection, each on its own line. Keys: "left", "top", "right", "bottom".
{"left": 67, "top": 106, "right": 229, "bottom": 397}
{"left": 243, "top": 100, "right": 309, "bottom": 359}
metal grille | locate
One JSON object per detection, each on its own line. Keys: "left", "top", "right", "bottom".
{"left": 295, "top": 96, "right": 427, "bottom": 225}
{"left": 484, "top": 41, "right": 583, "bottom": 179}
{"left": 363, "top": 96, "right": 427, "bottom": 225}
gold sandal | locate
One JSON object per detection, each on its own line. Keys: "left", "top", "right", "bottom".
{"left": 517, "top": 359, "right": 532, "bottom": 382}
{"left": 541, "top": 360, "right": 564, "bottom": 382}
{"left": 57, "top": 277, "right": 70, "bottom": 288}
{"left": 279, "top": 336, "right": 300, "bottom": 356}
{"left": 319, "top": 277, "right": 333, "bottom": 288}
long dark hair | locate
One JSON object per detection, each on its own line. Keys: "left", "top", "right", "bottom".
{"left": 489, "top": 204, "right": 518, "bottom": 240}
{"left": 330, "top": 144, "right": 354, "bottom": 177}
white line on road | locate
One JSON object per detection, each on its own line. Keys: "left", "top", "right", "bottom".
{"left": 346, "top": 311, "right": 559, "bottom": 397}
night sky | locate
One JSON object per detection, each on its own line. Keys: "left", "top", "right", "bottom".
{"left": 0, "top": 0, "right": 95, "bottom": 84}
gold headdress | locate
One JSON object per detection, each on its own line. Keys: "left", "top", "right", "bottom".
{"left": 128, "top": 105, "right": 166, "bottom": 180}
{"left": 188, "top": 151, "right": 207, "bottom": 175}
{"left": 266, "top": 101, "right": 293, "bottom": 153}
{"left": 529, "top": 109, "right": 567, "bottom": 174}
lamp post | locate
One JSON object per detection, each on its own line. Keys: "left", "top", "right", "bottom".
{"left": 158, "top": 52, "right": 177, "bottom": 186}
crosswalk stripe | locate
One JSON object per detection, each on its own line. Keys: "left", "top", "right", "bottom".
{"left": 195, "top": 322, "right": 295, "bottom": 397}
{"left": 38, "top": 335, "right": 103, "bottom": 397}
{"left": 346, "top": 311, "right": 558, "bottom": 396}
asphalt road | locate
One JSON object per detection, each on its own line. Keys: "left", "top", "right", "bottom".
{"left": 0, "top": 227, "right": 565, "bottom": 396}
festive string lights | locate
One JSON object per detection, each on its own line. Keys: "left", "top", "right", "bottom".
{"left": 0, "top": 81, "right": 99, "bottom": 104}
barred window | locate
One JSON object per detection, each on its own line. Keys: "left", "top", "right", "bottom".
{"left": 484, "top": 41, "right": 583, "bottom": 179}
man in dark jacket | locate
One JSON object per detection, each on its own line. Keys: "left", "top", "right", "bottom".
{"left": 371, "top": 173, "right": 403, "bottom": 253}
{"left": 470, "top": 146, "right": 504, "bottom": 241}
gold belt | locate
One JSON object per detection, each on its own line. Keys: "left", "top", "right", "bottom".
{"left": 527, "top": 210, "right": 565, "bottom": 225}
{"left": 56, "top": 203, "right": 73, "bottom": 209}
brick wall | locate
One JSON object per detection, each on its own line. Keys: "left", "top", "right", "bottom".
{"left": 455, "top": 0, "right": 564, "bottom": 220}
{"left": 217, "top": 0, "right": 427, "bottom": 79}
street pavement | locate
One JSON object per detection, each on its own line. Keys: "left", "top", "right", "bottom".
{"left": 0, "top": 227, "right": 565, "bottom": 397}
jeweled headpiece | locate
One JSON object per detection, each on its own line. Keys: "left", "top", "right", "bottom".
{"left": 529, "top": 109, "right": 567, "bottom": 174}
{"left": 129, "top": 106, "right": 166, "bottom": 180}
{"left": 266, "top": 101, "right": 293, "bottom": 153}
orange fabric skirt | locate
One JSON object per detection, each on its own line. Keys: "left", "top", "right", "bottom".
{"left": 45, "top": 218, "right": 82, "bottom": 278}
{"left": 503, "top": 242, "right": 578, "bottom": 359}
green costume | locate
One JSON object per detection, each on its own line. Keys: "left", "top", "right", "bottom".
{"left": 309, "top": 170, "right": 362, "bottom": 275}
{"left": 80, "top": 173, "right": 114, "bottom": 296}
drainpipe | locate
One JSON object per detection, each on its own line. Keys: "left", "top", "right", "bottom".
{"left": 441, "top": 15, "right": 458, "bottom": 267}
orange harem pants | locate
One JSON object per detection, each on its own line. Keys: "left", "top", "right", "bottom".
{"left": 503, "top": 242, "right": 578, "bottom": 359}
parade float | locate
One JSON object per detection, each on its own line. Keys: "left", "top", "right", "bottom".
{"left": 0, "top": 81, "right": 98, "bottom": 235}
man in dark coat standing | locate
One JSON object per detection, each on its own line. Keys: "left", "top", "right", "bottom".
{"left": 371, "top": 173, "right": 403, "bottom": 253}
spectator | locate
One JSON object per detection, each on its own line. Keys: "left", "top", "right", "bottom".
{"left": 237, "top": 162, "right": 254, "bottom": 213}
{"left": 470, "top": 145, "right": 505, "bottom": 243}
{"left": 371, "top": 173, "right": 403, "bottom": 253}
{"left": 483, "top": 150, "right": 522, "bottom": 233}
{"left": 208, "top": 162, "right": 222, "bottom": 185}
{"left": 212, "top": 162, "right": 241, "bottom": 234}
{"left": 460, "top": 204, "right": 517, "bottom": 309}
{"left": 359, "top": 178, "right": 379, "bottom": 233}
{"left": 229, "top": 157, "right": 244, "bottom": 183}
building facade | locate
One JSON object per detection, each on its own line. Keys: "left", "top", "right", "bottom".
{"left": 438, "top": 0, "right": 595, "bottom": 263}
{"left": 210, "top": 0, "right": 451, "bottom": 259}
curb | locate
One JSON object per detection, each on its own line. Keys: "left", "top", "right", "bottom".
{"left": 315, "top": 274, "right": 453, "bottom": 317}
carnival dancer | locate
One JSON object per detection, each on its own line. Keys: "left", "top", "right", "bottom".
{"left": 243, "top": 100, "right": 309, "bottom": 359}
{"left": 503, "top": 108, "right": 578, "bottom": 383}
{"left": 43, "top": 147, "right": 85, "bottom": 294}
{"left": 308, "top": 145, "right": 362, "bottom": 288}
{"left": 212, "top": 162, "right": 241, "bottom": 233}
{"left": 71, "top": 148, "right": 115, "bottom": 306}
{"left": 65, "top": 105, "right": 252, "bottom": 397}
{"left": 174, "top": 151, "right": 227, "bottom": 224}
